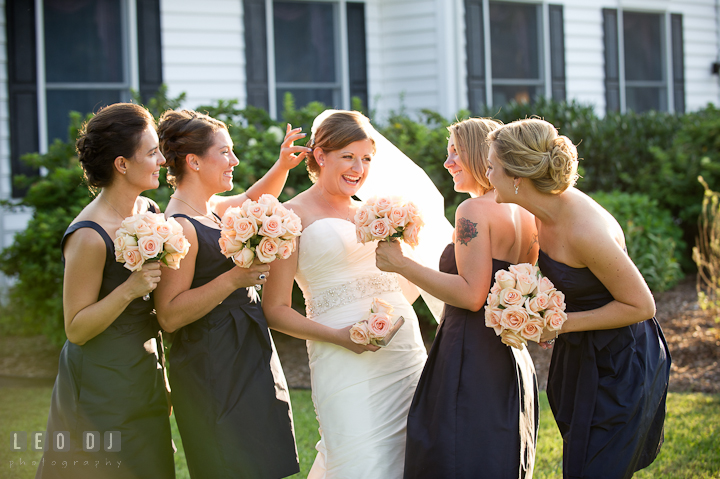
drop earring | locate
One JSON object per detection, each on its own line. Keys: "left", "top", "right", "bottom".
{"left": 514, "top": 184, "right": 519, "bottom": 195}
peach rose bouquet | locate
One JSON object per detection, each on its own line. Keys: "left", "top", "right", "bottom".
{"left": 485, "top": 263, "right": 567, "bottom": 349}
{"left": 219, "top": 194, "right": 302, "bottom": 269}
{"left": 354, "top": 196, "right": 424, "bottom": 247}
{"left": 113, "top": 211, "right": 191, "bottom": 300}
{"left": 349, "top": 298, "right": 406, "bottom": 347}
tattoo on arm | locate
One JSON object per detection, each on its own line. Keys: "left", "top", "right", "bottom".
{"left": 456, "top": 217, "right": 478, "bottom": 246}
{"left": 526, "top": 233, "right": 538, "bottom": 256}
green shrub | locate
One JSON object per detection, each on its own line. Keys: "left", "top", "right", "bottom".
{"left": 590, "top": 191, "right": 684, "bottom": 292}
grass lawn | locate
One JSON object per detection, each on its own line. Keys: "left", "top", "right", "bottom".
{"left": 2, "top": 388, "right": 718, "bottom": 479}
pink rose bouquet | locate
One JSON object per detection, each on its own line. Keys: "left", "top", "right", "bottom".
{"left": 349, "top": 298, "right": 405, "bottom": 347}
{"left": 354, "top": 196, "right": 424, "bottom": 247}
{"left": 114, "top": 211, "right": 190, "bottom": 272}
{"left": 219, "top": 194, "right": 302, "bottom": 267}
{"left": 485, "top": 263, "right": 567, "bottom": 349}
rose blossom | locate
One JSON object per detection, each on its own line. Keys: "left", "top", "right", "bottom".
{"left": 122, "top": 246, "right": 144, "bottom": 272}
{"left": 487, "top": 291, "right": 501, "bottom": 308}
{"left": 402, "top": 221, "right": 420, "bottom": 248}
{"left": 277, "top": 240, "right": 294, "bottom": 260}
{"left": 244, "top": 201, "right": 269, "bottom": 223}
{"left": 484, "top": 306, "right": 504, "bottom": 336}
{"left": 114, "top": 234, "right": 137, "bottom": 253}
{"left": 520, "top": 320, "right": 543, "bottom": 342}
{"left": 550, "top": 290, "right": 566, "bottom": 311}
{"left": 258, "top": 194, "right": 280, "bottom": 209}
{"left": 499, "top": 288, "right": 524, "bottom": 307}
{"left": 353, "top": 205, "right": 374, "bottom": 227}
{"left": 234, "top": 217, "right": 259, "bottom": 243}
{"left": 388, "top": 206, "right": 409, "bottom": 228}
{"left": 544, "top": 308, "right": 567, "bottom": 331}
{"left": 222, "top": 208, "right": 242, "bottom": 230}
{"left": 372, "top": 197, "right": 394, "bottom": 216}
{"left": 369, "top": 218, "right": 395, "bottom": 240}
{"left": 165, "top": 233, "right": 190, "bottom": 255}
{"left": 255, "top": 236, "right": 280, "bottom": 263}
{"left": 495, "top": 270, "right": 516, "bottom": 290}
{"left": 537, "top": 276, "right": 556, "bottom": 295}
{"left": 501, "top": 330, "right": 528, "bottom": 349}
{"left": 490, "top": 282, "right": 502, "bottom": 295}
{"left": 500, "top": 305, "right": 530, "bottom": 332}
{"left": 526, "top": 293, "right": 551, "bottom": 314}
{"left": 233, "top": 247, "right": 255, "bottom": 268}
{"left": 164, "top": 252, "right": 184, "bottom": 270}
{"left": 509, "top": 263, "right": 538, "bottom": 277}
{"left": 166, "top": 217, "right": 184, "bottom": 236}
{"left": 259, "top": 214, "right": 284, "bottom": 238}
{"left": 282, "top": 215, "right": 302, "bottom": 240}
{"left": 350, "top": 321, "right": 371, "bottom": 345}
{"left": 138, "top": 234, "right": 164, "bottom": 260}
{"left": 515, "top": 273, "right": 538, "bottom": 295}
{"left": 153, "top": 222, "right": 173, "bottom": 241}
{"left": 367, "top": 313, "right": 393, "bottom": 339}
{"left": 219, "top": 233, "right": 244, "bottom": 256}
{"left": 356, "top": 225, "right": 373, "bottom": 244}
{"left": 370, "top": 298, "right": 394, "bottom": 316}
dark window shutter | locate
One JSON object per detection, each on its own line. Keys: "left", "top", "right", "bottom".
{"left": 6, "top": 0, "right": 39, "bottom": 198}
{"left": 136, "top": 0, "right": 163, "bottom": 102}
{"left": 549, "top": 4, "right": 566, "bottom": 101}
{"left": 244, "top": 0, "right": 269, "bottom": 111}
{"left": 603, "top": 8, "right": 620, "bottom": 113}
{"left": 465, "top": 0, "right": 486, "bottom": 113}
{"left": 347, "top": 2, "right": 368, "bottom": 112}
{"left": 670, "top": 13, "right": 685, "bottom": 113}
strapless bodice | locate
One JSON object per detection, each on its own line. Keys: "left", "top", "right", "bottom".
{"left": 296, "top": 218, "right": 401, "bottom": 318}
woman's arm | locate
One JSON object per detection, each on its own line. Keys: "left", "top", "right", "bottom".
{"left": 262, "top": 245, "right": 378, "bottom": 354}
{"left": 545, "top": 221, "right": 656, "bottom": 337}
{"left": 213, "top": 125, "right": 311, "bottom": 217}
{"left": 375, "top": 201, "right": 493, "bottom": 311}
{"left": 63, "top": 228, "right": 161, "bottom": 345}
{"left": 153, "top": 217, "right": 270, "bottom": 333}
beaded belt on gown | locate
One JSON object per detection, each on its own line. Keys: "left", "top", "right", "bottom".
{"left": 304, "top": 272, "right": 402, "bottom": 318}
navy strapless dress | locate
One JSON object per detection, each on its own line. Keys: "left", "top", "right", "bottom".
{"left": 168, "top": 215, "right": 298, "bottom": 479}
{"left": 37, "top": 219, "right": 175, "bottom": 478}
{"left": 539, "top": 249, "right": 670, "bottom": 479}
{"left": 404, "top": 244, "right": 538, "bottom": 479}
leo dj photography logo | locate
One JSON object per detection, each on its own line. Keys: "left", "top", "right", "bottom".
{"left": 9, "top": 431, "right": 123, "bottom": 470}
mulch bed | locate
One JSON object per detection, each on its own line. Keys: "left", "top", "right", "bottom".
{"left": 2, "top": 276, "right": 718, "bottom": 394}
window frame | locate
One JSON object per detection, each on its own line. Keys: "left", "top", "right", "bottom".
{"left": 265, "top": 0, "right": 353, "bottom": 119}
{"left": 34, "top": 0, "right": 140, "bottom": 152}
{"left": 606, "top": 8, "right": 680, "bottom": 114}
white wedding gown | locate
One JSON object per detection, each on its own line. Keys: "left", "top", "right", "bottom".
{"left": 295, "top": 218, "right": 428, "bottom": 479}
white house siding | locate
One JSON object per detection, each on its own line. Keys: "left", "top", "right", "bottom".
{"left": 559, "top": 0, "right": 720, "bottom": 115}
{"left": 366, "top": 0, "right": 446, "bottom": 121}
{"left": 160, "top": 0, "right": 246, "bottom": 110}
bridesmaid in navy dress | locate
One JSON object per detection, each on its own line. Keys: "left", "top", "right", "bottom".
{"left": 37, "top": 103, "right": 174, "bottom": 478}
{"left": 487, "top": 118, "right": 670, "bottom": 478}
{"left": 376, "top": 118, "right": 539, "bottom": 478}
{"left": 154, "top": 110, "right": 310, "bottom": 478}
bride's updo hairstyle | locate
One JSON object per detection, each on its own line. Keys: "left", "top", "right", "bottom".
{"left": 305, "top": 110, "right": 376, "bottom": 183}
{"left": 158, "top": 109, "right": 227, "bottom": 187}
{"left": 487, "top": 118, "right": 579, "bottom": 194}
{"left": 75, "top": 103, "right": 155, "bottom": 188}
{"left": 449, "top": 118, "right": 502, "bottom": 194}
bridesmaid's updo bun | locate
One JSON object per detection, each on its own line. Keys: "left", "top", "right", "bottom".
{"left": 75, "top": 103, "right": 155, "bottom": 188}
{"left": 306, "top": 110, "right": 375, "bottom": 183}
{"left": 158, "top": 109, "right": 227, "bottom": 186}
{"left": 487, "top": 118, "right": 579, "bottom": 194}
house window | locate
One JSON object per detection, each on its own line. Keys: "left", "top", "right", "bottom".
{"left": 603, "top": 9, "right": 684, "bottom": 113}
{"left": 465, "top": 0, "right": 565, "bottom": 112}
{"left": 244, "top": 0, "right": 368, "bottom": 118}
{"left": 42, "top": 0, "right": 133, "bottom": 145}
{"left": 6, "top": 0, "right": 162, "bottom": 198}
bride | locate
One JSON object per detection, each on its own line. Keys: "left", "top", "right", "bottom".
{"left": 262, "top": 110, "right": 429, "bottom": 478}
